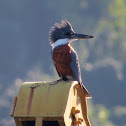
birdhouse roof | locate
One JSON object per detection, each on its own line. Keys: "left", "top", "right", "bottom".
{"left": 14, "top": 81, "right": 77, "bottom": 117}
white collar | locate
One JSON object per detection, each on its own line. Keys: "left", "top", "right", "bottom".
{"left": 51, "top": 39, "right": 69, "bottom": 48}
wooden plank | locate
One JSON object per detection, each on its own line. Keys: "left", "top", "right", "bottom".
{"left": 35, "top": 116, "right": 43, "bottom": 126}
{"left": 19, "top": 117, "right": 35, "bottom": 121}
{"left": 10, "top": 96, "right": 17, "bottom": 116}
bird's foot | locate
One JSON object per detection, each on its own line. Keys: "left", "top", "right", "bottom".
{"left": 50, "top": 79, "right": 63, "bottom": 85}
{"left": 56, "top": 78, "right": 63, "bottom": 82}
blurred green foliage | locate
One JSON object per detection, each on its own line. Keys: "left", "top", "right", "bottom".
{"left": 88, "top": 101, "right": 113, "bottom": 126}
{"left": 88, "top": 101, "right": 126, "bottom": 126}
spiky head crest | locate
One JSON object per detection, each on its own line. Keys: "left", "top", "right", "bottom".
{"left": 49, "top": 20, "right": 75, "bottom": 44}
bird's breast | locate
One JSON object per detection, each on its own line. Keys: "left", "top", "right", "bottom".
{"left": 52, "top": 44, "right": 74, "bottom": 78}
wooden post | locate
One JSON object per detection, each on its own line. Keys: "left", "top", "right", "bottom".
{"left": 35, "top": 116, "right": 43, "bottom": 126}
{"left": 14, "top": 117, "right": 22, "bottom": 126}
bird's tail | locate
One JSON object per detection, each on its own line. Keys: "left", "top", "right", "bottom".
{"left": 79, "top": 83, "right": 92, "bottom": 98}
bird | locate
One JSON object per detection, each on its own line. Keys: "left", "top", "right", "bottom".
{"left": 49, "top": 20, "right": 94, "bottom": 98}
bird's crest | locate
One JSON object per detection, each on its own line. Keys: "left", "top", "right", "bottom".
{"left": 49, "top": 20, "right": 75, "bottom": 44}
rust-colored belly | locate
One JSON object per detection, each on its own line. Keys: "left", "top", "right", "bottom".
{"left": 53, "top": 44, "right": 74, "bottom": 78}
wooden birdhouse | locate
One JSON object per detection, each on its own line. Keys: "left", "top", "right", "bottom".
{"left": 10, "top": 81, "right": 91, "bottom": 126}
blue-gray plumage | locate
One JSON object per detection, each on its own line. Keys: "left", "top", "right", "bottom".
{"left": 70, "top": 47, "right": 82, "bottom": 83}
{"left": 50, "top": 20, "right": 94, "bottom": 98}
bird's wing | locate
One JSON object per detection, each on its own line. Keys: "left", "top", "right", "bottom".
{"left": 69, "top": 48, "right": 91, "bottom": 98}
{"left": 69, "top": 48, "right": 82, "bottom": 83}
{"left": 51, "top": 49, "right": 61, "bottom": 77}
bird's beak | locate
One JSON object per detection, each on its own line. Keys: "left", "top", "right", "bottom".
{"left": 70, "top": 33, "right": 95, "bottom": 40}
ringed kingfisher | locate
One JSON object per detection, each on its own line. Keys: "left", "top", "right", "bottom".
{"left": 49, "top": 20, "right": 94, "bottom": 98}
